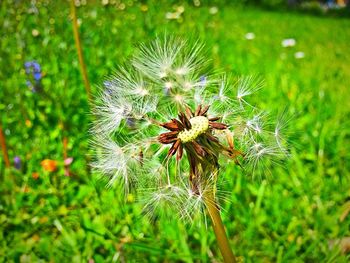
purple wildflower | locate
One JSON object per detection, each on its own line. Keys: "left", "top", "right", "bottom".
{"left": 14, "top": 156, "right": 21, "bottom": 170}
{"left": 24, "top": 61, "right": 42, "bottom": 81}
{"left": 33, "top": 72, "right": 41, "bottom": 81}
{"left": 32, "top": 62, "right": 41, "bottom": 72}
{"left": 24, "top": 60, "right": 43, "bottom": 92}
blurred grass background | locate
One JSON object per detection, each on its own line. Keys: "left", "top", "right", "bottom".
{"left": 1, "top": 0, "right": 350, "bottom": 262}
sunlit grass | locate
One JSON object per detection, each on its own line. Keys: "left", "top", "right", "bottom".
{"left": 1, "top": 1, "right": 350, "bottom": 262}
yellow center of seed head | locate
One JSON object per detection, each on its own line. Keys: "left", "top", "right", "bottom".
{"left": 178, "top": 116, "right": 209, "bottom": 143}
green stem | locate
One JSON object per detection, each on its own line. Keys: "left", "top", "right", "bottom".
{"left": 205, "top": 194, "right": 236, "bottom": 263}
{"left": 70, "top": 0, "right": 92, "bottom": 101}
{"left": 0, "top": 125, "right": 10, "bottom": 168}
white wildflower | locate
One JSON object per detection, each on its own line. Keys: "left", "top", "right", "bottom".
{"left": 294, "top": 51, "right": 305, "bottom": 59}
{"left": 209, "top": 6, "right": 218, "bottom": 15}
{"left": 245, "top": 32, "right": 255, "bottom": 40}
{"left": 282, "top": 38, "right": 296, "bottom": 47}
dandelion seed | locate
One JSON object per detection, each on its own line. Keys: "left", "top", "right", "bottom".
{"left": 132, "top": 37, "right": 183, "bottom": 81}
{"left": 174, "top": 94, "right": 185, "bottom": 104}
{"left": 216, "top": 77, "right": 232, "bottom": 103}
{"left": 159, "top": 71, "right": 167, "bottom": 79}
{"left": 134, "top": 87, "right": 149, "bottom": 96}
{"left": 142, "top": 184, "right": 187, "bottom": 219}
{"left": 245, "top": 142, "right": 285, "bottom": 178}
{"left": 273, "top": 109, "right": 292, "bottom": 154}
{"left": 236, "top": 76, "right": 264, "bottom": 108}
{"left": 93, "top": 98, "right": 132, "bottom": 134}
{"left": 164, "top": 81, "right": 173, "bottom": 90}
{"left": 175, "top": 67, "right": 188, "bottom": 76}
{"left": 91, "top": 136, "right": 144, "bottom": 192}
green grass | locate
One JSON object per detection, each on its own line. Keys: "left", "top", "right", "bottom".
{"left": 1, "top": 0, "right": 350, "bottom": 262}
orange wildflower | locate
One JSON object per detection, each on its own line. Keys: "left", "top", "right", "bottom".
{"left": 40, "top": 159, "right": 57, "bottom": 172}
{"left": 32, "top": 172, "right": 40, "bottom": 180}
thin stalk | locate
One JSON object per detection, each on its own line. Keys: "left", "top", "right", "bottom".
{"left": 205, "top": 194, "right": 236, "bottom": 263}
{"left": 70, "top": 0, "right": 92, "bottom": 101}
{"left": 0, "top": 125, "right": 10, "bottom": 168}
{"left": 63, "top": 136, "right": 70, "bottom": 176}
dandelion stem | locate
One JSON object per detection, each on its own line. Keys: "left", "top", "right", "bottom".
{"left": 205, "top": 193, "right": 236, "bottom": 263}
{"left": 70, "top": 0, "right": 92, "bottom": 101}
{"left": 0, "top": 125, "right": 10, "bottom": 168}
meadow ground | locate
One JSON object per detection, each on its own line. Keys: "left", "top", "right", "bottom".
{"left": 1, "top": 1, "right": 350, "bottom": 262}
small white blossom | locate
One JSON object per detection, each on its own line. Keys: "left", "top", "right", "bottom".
{"left": 245, "top": 32, "right": 255, "bottom": 40}
{"left": 209, "top": 6, "right": 219, "bottom": 15}
{"left": 282, "top": 38, "right": 296, "bottom": 47}
{"left": 294, "top": 51, "right": 305, "bottom": 59}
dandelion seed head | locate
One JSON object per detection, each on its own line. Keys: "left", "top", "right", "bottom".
{"left": 91, "top": 37, "right": 289, "bottom": 221}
